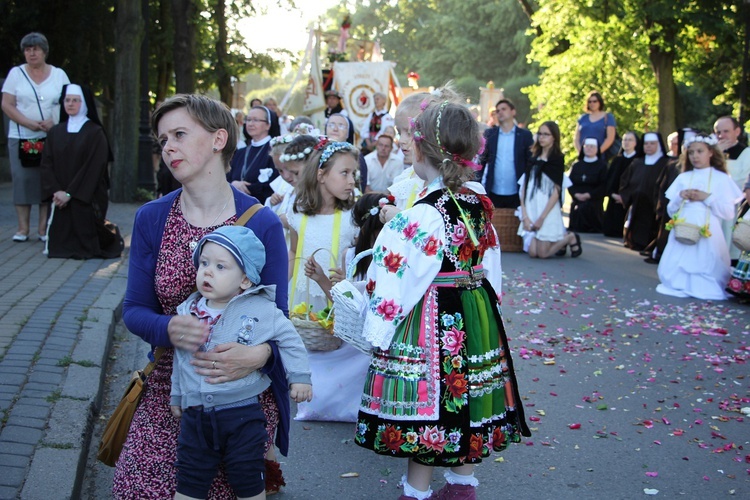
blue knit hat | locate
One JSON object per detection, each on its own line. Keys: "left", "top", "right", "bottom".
{"left": 192, "top": 226, "right": 265, "bottom": 285}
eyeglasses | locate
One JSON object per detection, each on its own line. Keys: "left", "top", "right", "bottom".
{"left": 326, "top": 123, "right": 348, "bottom": 130}
{"left": 64, "top": 97, "right": 82, "bottom": 103}
{"left": 245, "top": 118, "right": 268, "bottom": 123}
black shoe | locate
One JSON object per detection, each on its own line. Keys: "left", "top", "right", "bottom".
{"left": 570, "top": 233, "right": 582, "bottom": 258}
{"left": 555, "top": 247, "right": 567, "bottom": 257}
{"left": 639, "top": 250, "right": 651, "bottom": 257}
{"left": 644, "top": 257, "right": 658, "bottom": 264}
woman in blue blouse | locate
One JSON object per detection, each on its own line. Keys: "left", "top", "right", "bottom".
{"left": 574, "top": 91, "right": 616, "bottom": 157}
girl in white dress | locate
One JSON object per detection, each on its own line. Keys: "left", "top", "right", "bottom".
{"left": 518, "top": 121, "right": 580, "bottom": 258}
{"left": 657, "top": 134, "right": 742, "bottom": 300}
{"left": 287, "top": 138, "right": 371, "bottom": 421}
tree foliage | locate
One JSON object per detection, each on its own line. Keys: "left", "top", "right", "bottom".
{"left": 523, "top": 0, "right": 742, "bottom": 159}
{"left": 327, "top": 0, "right": 537, "bottom": 118}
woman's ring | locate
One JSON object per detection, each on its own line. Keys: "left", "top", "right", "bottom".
{"left": 179, "top": 334, "right": 184, "bottom": 341}
{"left": 212, "top": 360, "right": 217, "bottom": 370}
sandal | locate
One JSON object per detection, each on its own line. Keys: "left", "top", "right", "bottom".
{"left": 570, "top": 233, "right": 582, "bottom": 258}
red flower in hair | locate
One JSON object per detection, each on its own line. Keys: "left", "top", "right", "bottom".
{"left": 314, "top": 137, "right": 330, "bottom": 150}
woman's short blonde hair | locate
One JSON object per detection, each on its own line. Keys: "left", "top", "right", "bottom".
{"left": 152, "top": 94, "right": 237, "bottom": 170}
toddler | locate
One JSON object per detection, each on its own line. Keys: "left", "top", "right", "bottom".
{"left": 171, "top": 225, "right": 312, "bottom": 500}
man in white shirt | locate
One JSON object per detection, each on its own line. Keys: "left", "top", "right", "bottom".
{"left": 360, "top": 92, "right": 395, "bottom": 156}
{"left": 365, "top": 135, "right": 404, "bottom": 192}
{"left": 715, "top": 116, "right": 750, "bottom": 262}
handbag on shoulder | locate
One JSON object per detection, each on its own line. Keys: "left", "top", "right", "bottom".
{"left": 16, "top": 67, "right": 47, "bottom": 167}
{"left": 97, "top": 347, "right": 164, "bottom": 467}
{"left": 96, "top": 202, "right": 264, "bottom": 466}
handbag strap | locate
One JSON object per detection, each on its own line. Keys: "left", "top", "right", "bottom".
{"left": 142, "top": 347, "right": 166, "bottom": 379}
{"left": 149, "top": 203, "right": 261, "bottom": 368}
{"left": 235, "top": 203, "right": 263, "bottom": 227}
{"left": 17, "top": 66, "right": 45, "bottom": 120}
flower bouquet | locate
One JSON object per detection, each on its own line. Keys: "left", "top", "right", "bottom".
{"left": 290, "top": 302, "right": 341, "bottom": 351}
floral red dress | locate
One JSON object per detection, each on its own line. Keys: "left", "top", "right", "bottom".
{"left": 355, "top": 181, "right": 530, "bottom": 466}
{"left": 112, "top": 197, "right": 278, "bottom": 499}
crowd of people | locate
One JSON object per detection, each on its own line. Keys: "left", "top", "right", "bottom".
{"left": 105, "top": 84, "right": 532, "bottom": 500}
{"left": 478, "top": 91, "right": 750, "bottom": 302}
{"left": 6, "top": 29, "right": 749, "bottom": 500}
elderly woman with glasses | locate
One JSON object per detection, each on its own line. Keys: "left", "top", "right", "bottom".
{"left": 326, "top": 112, "right": 368, "bottom": 190}
{"left": 1, "top": 32, "right": 70, "bottom": 242}
{"left": 227, "top": 105, "right": 280, "bottom": 204}
{"left": 573, "top": 90, "right": 617, "bottom": 159}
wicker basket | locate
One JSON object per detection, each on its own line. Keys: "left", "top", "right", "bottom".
{"left": 291, "top": 316, "right": 341, "bottom": 351}
{"left": 331, "top": 250, "right": 373, "bottom": 355}
{"left": 733, "top": 219, "right": 750, "bottom": 252}
{"left": 492, "top": 208, "right": 523, "bottom": 252}
{"left": 291, "top": 248, "right": 342, "bottom": 352}
{"left": 673, "top": 221, "right": 701, "bottom": 245}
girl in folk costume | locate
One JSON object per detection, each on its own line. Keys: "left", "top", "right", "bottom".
{"left": 657, "top": 134, "right": 742, "bottom": 300}
{"left": 356, "top": 100, "right": 530, "bottom": 500}
{"left": 287, "top": 138, "right": 370, "bottom": 421}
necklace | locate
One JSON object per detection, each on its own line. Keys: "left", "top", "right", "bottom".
{"left": 183, "top": 197, "right": 230, "bottom": 251}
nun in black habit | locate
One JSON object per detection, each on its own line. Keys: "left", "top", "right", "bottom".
{"left": 40, "top": 84, "right": 122, "bottom": 259}
{"left": 602, "top": 131, "right": 641, "bottom": 237}
{"left": 618, "top": 131, "right": 669, "bottom": 251}
{"left": 568, "top": 136, "right": 608, "bottom": 233}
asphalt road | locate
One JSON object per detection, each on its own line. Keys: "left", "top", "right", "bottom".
{"left": 82, "top": 233, "right": 749, "bottom": 499}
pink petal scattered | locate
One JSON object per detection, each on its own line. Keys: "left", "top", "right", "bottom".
{"left": 568, "top": 423, "right": 581, "bottom": 430}
{"left": 645, "top": 472, "right": 658, "bottom": 477}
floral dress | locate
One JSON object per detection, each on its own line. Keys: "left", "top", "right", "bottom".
{"left": 355, "top": 180, "right": 530, "bottom": 466}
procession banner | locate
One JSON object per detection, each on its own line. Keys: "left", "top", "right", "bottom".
{"left": 332, "top": 61, "right": 395, "bottom": 139}
{"left": 303, "top": 35, "right": 327, "bottom": 127}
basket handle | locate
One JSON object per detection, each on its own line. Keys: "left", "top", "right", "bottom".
{"left": 346, "top": 249, "right": 374, "bottom": 280}
{"left": 298, "top": 247, "right": 336, "bottom": 307}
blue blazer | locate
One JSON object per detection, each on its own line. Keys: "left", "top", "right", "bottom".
{"left": 478, "top": 126, "right": 534, "bottom": 194}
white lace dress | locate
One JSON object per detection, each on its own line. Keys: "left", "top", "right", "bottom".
{"left": 287, "top": 210, "right": 371, "bottom": 421}
{"left": 657, "top": 167, "right": 742, "bottom": 300}
{"left": 517, "top": 169, "right": 566, "bottom": 242}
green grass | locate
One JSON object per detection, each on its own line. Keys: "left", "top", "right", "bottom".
{"left": 57, "top": 356, "right": 98, "bottom": 368}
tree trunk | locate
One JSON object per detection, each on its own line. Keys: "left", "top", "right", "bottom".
{"left": 516, "top": 0, "right": 542, "bottom": 37}
{"left": 649, "top": 44, "right": 677, "bottom": 136}
{"left": 155, "top": 0, "right": 173, "bottom": 103}
{"left": 214, "top": 0, "right": 232, "bottom": 105}
{"left": 171, "top": 0, "right": 196, "bottom": 93}
{"left": 111, "top": 0, "right": 143, "bottom": 202}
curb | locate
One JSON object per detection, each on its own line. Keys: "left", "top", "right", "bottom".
{"left": 19, "top": 260, "right": 128, "bottom": 500}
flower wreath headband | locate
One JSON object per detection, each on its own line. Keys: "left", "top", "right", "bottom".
{"left": 270, "top": 134, "right": 296, "bottom": 148}
{"left": 411, "top": 100, "right": 485, "bottom": 172}
{"left": 362, "top": 195, "right": 396, "bottom": 221}
{"left": 315, "top": 137, "right": 356, "bottom": 169}
{"left": 683, "top": 134, "right": 718, "bottom": 148}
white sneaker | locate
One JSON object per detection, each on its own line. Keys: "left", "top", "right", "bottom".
{"left": 12, "top": 233, "right": 29, "bottom": 242}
